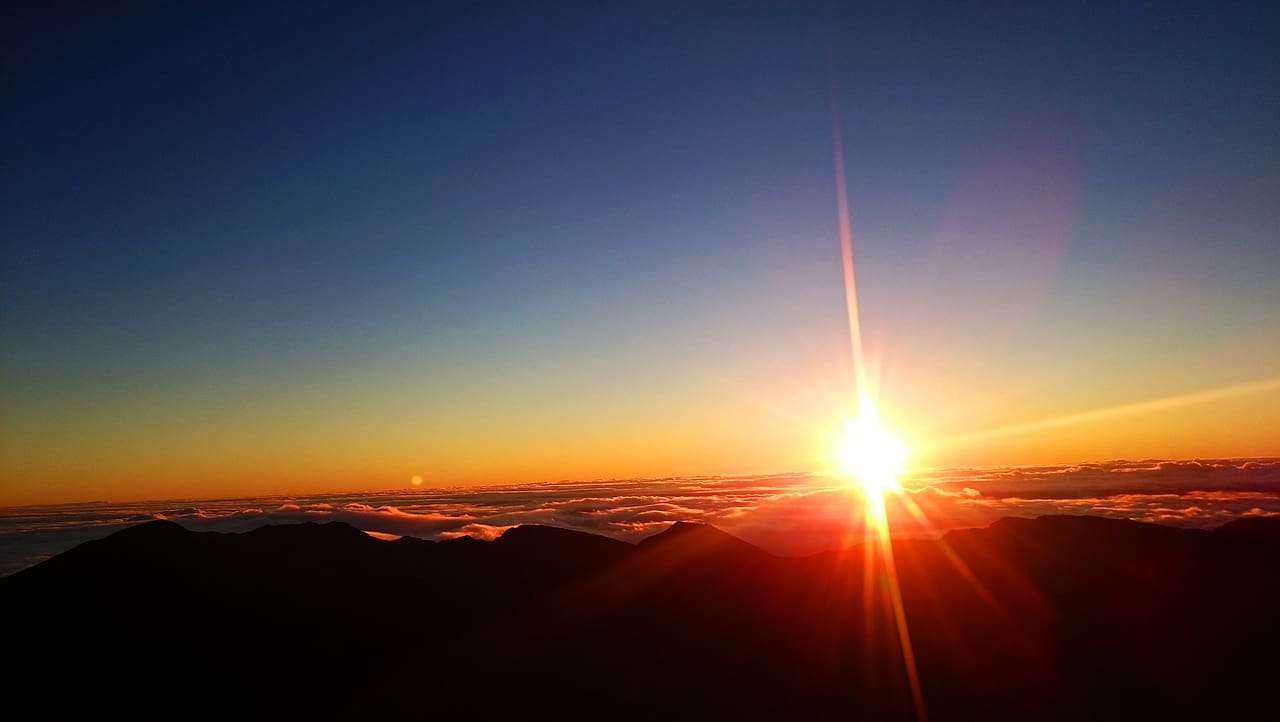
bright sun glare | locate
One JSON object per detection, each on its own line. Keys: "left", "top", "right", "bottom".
{"left": 838, "top": 397, "right": 907, "bottom": 498}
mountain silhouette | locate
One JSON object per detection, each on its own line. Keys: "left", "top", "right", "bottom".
{"left": 1215, "top": 515, "right": 1280, "bottom": 539}
{"left": 638, "top": 519, "right": 769, "bottom": 556}
{"left": 4, "top": 514, "right": 1278, "bottom": 720}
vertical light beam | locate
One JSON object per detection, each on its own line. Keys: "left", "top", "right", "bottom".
{"left": 830, "top": 78, "right": 928, "bottom": 722}
{"left": 829, "top": 93, "right": 868, "bottom": 399}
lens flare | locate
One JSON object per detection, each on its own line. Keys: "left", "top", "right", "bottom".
{"left": 830, "top": 73, "right": 927, "bottom": 720}
{"left": 839, "top": 396, "right": 907, "bottom": 498}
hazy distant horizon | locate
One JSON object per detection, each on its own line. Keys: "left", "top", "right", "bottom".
{"left": 5, "top": 455, "right": 1277, "bottom": 577}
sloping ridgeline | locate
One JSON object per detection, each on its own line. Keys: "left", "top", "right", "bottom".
{"left": 5, "top": 515, "right": 1279, "bottom": 720}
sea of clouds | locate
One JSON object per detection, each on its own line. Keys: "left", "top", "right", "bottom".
{"left": 2, "top": 457, "right": 1278, "bottom": 576}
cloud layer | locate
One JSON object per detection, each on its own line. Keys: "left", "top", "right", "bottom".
{"left": 2, "top": 458, "right": 1278, "bottom": 575}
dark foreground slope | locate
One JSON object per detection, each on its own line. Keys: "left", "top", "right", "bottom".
{"left": 4, "top": 515, "right": 1278, "bottom": 720}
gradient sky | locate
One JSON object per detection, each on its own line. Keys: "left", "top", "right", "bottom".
{"left": 3, "top": 1, "right": 1278, "bottom": 505}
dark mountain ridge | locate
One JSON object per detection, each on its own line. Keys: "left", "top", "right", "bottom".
{"left": 4, "top": 515, "right": 1278, "bottom": 720}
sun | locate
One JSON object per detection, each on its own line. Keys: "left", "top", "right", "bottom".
{"left": 837, "top": 398, "right": 907, "bottom": 498}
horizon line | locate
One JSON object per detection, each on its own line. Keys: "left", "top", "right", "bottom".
{"left": 4, "top": 453, "right": 1278, "bottom": 512}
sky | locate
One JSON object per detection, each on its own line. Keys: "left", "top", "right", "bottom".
{"left": 3, "top": 1, "right": 1278, "bottom": 506}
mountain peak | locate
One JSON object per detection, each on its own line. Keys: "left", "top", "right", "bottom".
{"left": 1215, "top": 515, "right": 1280, "bottom": 539}
{"left": 639, "top": 521, "right": 768, "bottom": 557}
{"left": 496, "top": 525, "right": 632, "bottom": 560}
{"left": 498, "top": 524, "right": 594, "bottom": 543}
{"left": 246, "top": 521, "right": 369, "bottom": 538}
{"left": 111, "top": 519, "right": 189, "bottom": 540}
{"left": 642, "top": 521, "right": 715, "bottom": 540}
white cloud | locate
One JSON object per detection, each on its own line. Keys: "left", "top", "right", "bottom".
{"left": 2, "top": 459, "right": 1277, "bottom": 575}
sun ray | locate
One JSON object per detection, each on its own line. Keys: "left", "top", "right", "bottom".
{"left": 830, "top": 87, "right": 927, "bottom": 721}
{"left": 863, "top": 480, "right": 925, "bottom": 718}
{"left": 893, "top": 490, "right": 1003, "bottom": 612}
{"left": 931, "top": 375, "right": 1280, "bottom": 450}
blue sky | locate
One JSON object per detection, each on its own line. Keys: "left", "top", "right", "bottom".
{"left": 3, "top": 1, "right": 1278, "bottom": 503}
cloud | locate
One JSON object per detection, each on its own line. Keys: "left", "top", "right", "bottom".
{"left": 1, "top": 459, "right": 1277, "bottom": 575}
{"left": 914, "top": 458, "right": 1280, "bottom": 499}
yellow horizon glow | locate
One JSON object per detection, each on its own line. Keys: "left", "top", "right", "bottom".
{"left": 2, "top": 366, "right": 1277, "bottom": 507}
